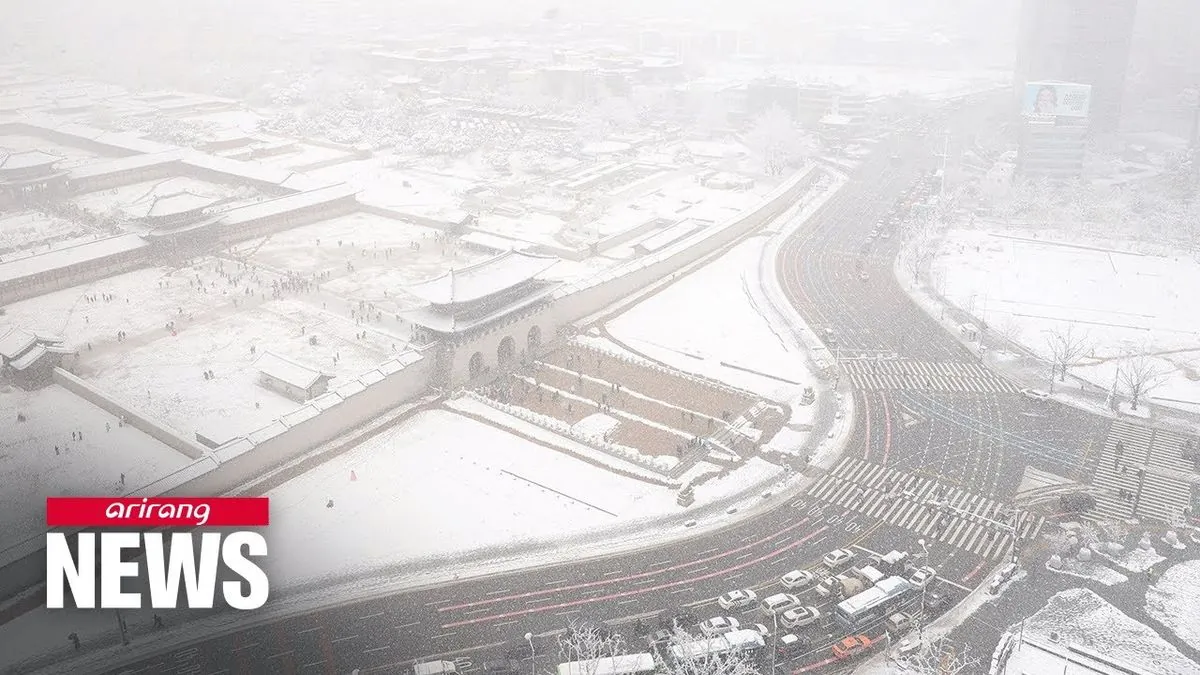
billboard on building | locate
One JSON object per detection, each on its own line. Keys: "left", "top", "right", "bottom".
{"left": 1022, "top": 82, "right": 1092, "bottom": 118}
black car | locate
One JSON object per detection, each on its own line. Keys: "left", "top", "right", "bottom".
{"left": 924, "top": 589, "right": 950, "bottom": 612}
{"left": 504, "top": 642, "right": 534, "bottom": 660}
{"left": 481, "top": 660, "right": 521, "bottom": 675}
{"left": 659, "top": 610, "right": 696, "bottom": 631}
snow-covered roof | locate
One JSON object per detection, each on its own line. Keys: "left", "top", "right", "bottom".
{"left": 460, "top": 231, "right": 533, "bottom": 253}
{"left": 0, "top": 234, "right": 147, "bottom": 285}
{"left": 181, "top": 150, "right": 303, "bottom": 187}
{"left": 636, "top": 221, "right": 701, "bottom": 253}
{"left": 406, "top": 250, "right": 560, "bottom": 305}
{"left": 0, "top": 150, "right": 64, "bottom": 171}
{"left": 255, "top": 351, "right": 332, "bottom": 391}
{"left": 68, "top": 150, "right": 183, "bottom": 181}
{"left": 8, "top": 344, "right": 47, "bottom": 371}
{"left": 125, "top": 192, "right": 222, "bottom": 220}
{"left": 0, "top": 328, "right": 37, "bottom": 359}
{"left": 220, "top": 183, "right": 358, "bottom": 226}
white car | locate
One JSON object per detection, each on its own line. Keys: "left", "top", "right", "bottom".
{"left": 814, "top": 576, "right": 840, "bottom": 598}
{"left": 823, "top": 548, "right": 857, "bottom": 570}
{"left": 717, "top": 589, "right": 758, "bottom": 611}
{"left": 909, "top": 566, "right": 937, "bottom": 589}
{"left": 698, "top": 616, "right": 740, "bottom": 637}
{"left": 750, "top": 623, "right": 771, "bottom": 638}
{"left": 760, "top": 593, "right": 803, "bottom": 615}
{"left": 1020, "top": 388, "right": 1051, "bottom": 402}
{"left": 780, "top": 569, "right": 816, "bottom": 590}
{"left": 780, "top": 606, "right": 821, "bottom": 629}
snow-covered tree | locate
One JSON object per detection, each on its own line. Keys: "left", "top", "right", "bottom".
{"left": 892, "top": 635, "right": 981, "bottom": 674}
{"left": 657, "top": 627, "right": 758, "bottom": 675}
{"left": 745, "top": 105, "right": 804, "bottom": 176}
{"left": 905, "top": 242, "right": 936, "bottom": 284}
{"left": 1043, "top": 323, "right": 1092, "bottom": 388}
{"left": 1118, "top": 351, "right": 1170, "bottom": 410}
{"left": 557, "top": 619, "right": 627, "bottom": 666}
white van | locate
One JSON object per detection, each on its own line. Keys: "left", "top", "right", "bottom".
{"left": 415, "top": 661, "right": 459, "bottom": 675}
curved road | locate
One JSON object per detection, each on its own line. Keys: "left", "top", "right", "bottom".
{"left": 81, "top": 99, "right": 1111, "bottom": 675}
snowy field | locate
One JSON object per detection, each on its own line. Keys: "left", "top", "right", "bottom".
{"left": 308, "top": 155, "right": 481, "bottom": 216}
{"left": 1003, "top": 587, "right": 1199, "bottom": 675}
{"left": 84, "top": 297, "right": 396, "bottom": 439}
{"left": 0, "top": 134, "right": 98, "bottom": 167}
{"left": 263, "top": 408, "right": 784, "bottom": 587}
{"left": 931, "top": 228, "right": 1200, "bottom": 413}
{"left": 1146, "top": 560, "right": 1200, "bottom": 653}
{"left": 0, "top": 210, "right": 112, "bottom": 260}
{"left": 607, "top": 237, "right": 817, "bottom": 403}
{"left": 0, "top": 384, "right": 191, "bottom": 559}
{"left": 71, "top": 176, "right": 264, "bottom": 219}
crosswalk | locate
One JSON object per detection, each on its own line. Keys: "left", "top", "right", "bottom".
{"left": 1088, "top": 421, "right": 1196, "bottom": 525}
{"left": 840, "top": 359, "right": 1019, "bottom": 394}
{"left": 807, "top": 457, "right": 1044, "bottom": 561}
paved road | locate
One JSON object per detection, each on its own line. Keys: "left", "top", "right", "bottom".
{"left": 67, "top": 96, "right": 1086, "bottom": 675}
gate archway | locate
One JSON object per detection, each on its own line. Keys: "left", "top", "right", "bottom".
{"left": 497, "top": 336, "right": 516, "bottom": 369}
{"left": 468, "top": 351, "right": 485, "bottom": 380}
{"left": 527, "top": 325, "right": 542, "bottom": 355}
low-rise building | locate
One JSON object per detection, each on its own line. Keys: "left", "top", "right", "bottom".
{"left": 254, "top": 351, "right": 334, "bottom": 402}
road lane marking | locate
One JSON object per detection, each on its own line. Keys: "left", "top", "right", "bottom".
{"left": 431, "top": 632, "right": 457, "bottom": 640}
{"left": 331, "top": 636, "right": 359, "bottom": 644}
{"left": 364, "top": 645, "right": 392, "bottom": 655}
{"left": 359, "top": 611, "right": 385, "bottom": 620}
{"left": 487, "top": 589, "right": 514, "bottom": 596}
{"left": 441, "top": 526, "right": 831, "bottom": 629}
{"left": 296, "top": 627, "right": 321, "bottom": 635}
{"left": 602, "top": 569, "right": 623, "bottom": 576}
{"left": 232, "top": 642, "right": 260, "bottom": 652}
{"left": 437, "top": 517, "right": 814, "bottom": 612}
{"left": 397, "top": 621, "right": 422, "bottom": 629}
{"left": 668, "top": 587, "right": 693, "bottom": 594}
{"left": 268, "top": 651, "right": 294, "bottom": 660}
{"left": 543, "top": 579, "right": 569, "bottom": 587}
{"left": 301, "top": 662, "right": 324, "bottom": 669}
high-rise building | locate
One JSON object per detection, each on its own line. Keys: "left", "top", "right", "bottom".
{"left": 1014, "top": 0, "right": 1138, "bottom": 134}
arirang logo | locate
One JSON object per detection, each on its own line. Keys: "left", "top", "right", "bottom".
{"left": 45, "top": 497, "right": 270, "bottom": 610}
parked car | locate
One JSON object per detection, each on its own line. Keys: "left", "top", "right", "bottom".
{"left": 823, "top": 548, "right": 857, "bottom": 570}
{"left": 884, "top": 612, "right": 914, "bottom": 635}
{"left": 1020, "top": 388, "right": 1051, "bottom": 402}
{"left": 780, "top": 606, "right": 821, "bottom": 629}
{"left": 698, "top": 617, "right": 740, "bottom": 637}
{"left": 909, "top": 566, "right": 936, "bottom": 589}
{"left": 760, "top": 593, "right": 803, "bottom": 615}
{"left": 780, "top": 569, "right": 816, "bottom": 590}
{"left": 832, "top": 635, "right": 873, "bottom": 660}
{"left": 647, "top": 629, "right": 673, "bottom": 649}
{"left": 814, "top": 576, "right": 841, "bottom": 598}
{"left": 717, "top": 589, "right": 758, "bottom": 611}
{"left": 749, "top": 623, "right": 771, "bottom": 639}
{"left": 924, "top": 588, "right": 950, "bottom": 612}
{"left": 776, "top": 633, "right": 809, "bottom": 658}
{"left": 481, "top": 660, "right": 520, "bottom": 675}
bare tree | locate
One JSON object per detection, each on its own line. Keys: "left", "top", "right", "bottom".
{"left": 905, "top": 243, "right": 936, "bottom": 284}
{"left": 557, "top": 619, "right": 628, "bottom": 668}
{"left": 1043, "top": 324, "right": 1092, "bottom": 390}
{"left": 745, "top": 105, "right": 802, "bottom": 176}
{"left": 657, "top": 627, "right": 759, "bottom": 675}
{"left": 892, "top": 635, "right": 981, "bottom": 674}
{"left": 1117, "top": 352, "right": 1170, "bottom": 411}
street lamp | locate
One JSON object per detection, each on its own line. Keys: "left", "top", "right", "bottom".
{"left": 525, "top": 632, "right": 535, "bottom": 675}
{"left": 915, "top": 538, "right": 930, "bottom": 643}
{"left": 770, "top": 611, "right": 779, "bottom": 674}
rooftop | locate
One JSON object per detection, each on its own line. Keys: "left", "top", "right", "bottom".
{"left": 0, "top": 150, "right": 64, "bottom": 172}
{"left": 125, "top": 192, "right": 223, "bottom": 220}
{"left": 406, "top": 250, "right": 560, "bottom": 306}
{"left": 255, "top": 351, "right": 334, "bottom": 391}
{"left": 0, "top": 234, "right": 147, "bottom": 285}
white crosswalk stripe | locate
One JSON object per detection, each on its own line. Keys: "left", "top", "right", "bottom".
{"left": 840, "top": 359, "right": 1020, "bottom": 393}
{"left": 809, "top": 458, "right": 1043, "bottom": 560}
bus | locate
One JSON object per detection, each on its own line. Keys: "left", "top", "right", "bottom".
{"left": 834, "top": 576, "right": 914, "bottom": 630}
{"left": 555, "top": 653, "right": 657, "bottom": 675}
{"left": 669, "top": 629, "right": 766, "bottom": 670}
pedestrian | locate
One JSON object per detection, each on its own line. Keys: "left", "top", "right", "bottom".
{"left": 153, "top": 614, "right": 164, "bottom": 629}
{"left": 326, "top": 499, "right": 334, "bottom": 508}
{"left": 55, "top": 446, "right": 60, "bottom": 456}
{"left": 69, "top": 632, "right": 80, "bottom": 650}
{"left": 120, "top": 473, "right": 125, "bottom": 487}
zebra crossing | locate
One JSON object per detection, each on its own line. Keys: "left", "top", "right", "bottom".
{"left": 807, "top": 457, "right": 1044, "bottom": 560}
{"left": 840, "top": 359, "right": 1019, "bottom": 394}
{"left": 1088, "top": 421, "right": 1196, "bottom": 525}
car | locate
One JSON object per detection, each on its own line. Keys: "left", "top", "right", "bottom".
{"left": 880, "top": 231, "right": 891, "bottom": 239}
{"left": 750, "top": 623, "right": 771, "bottom": 638}
{"left": 698, "top": 616, "right": 740, "bottom": 637}
{"left": 832, "top": 635, "right": 873, "bottom": 660}
{"left": 780, "top": 569, "right": 816, "bottom": 590}
{"left": 760, "top": 592, "right": 803, "bottom": 615}
{"left": 859, "top": 271, "right": 869, "bottom": 281}
{"left": 909, "top": 566, "right": 937, "bottom": 589}
{"left": 481, "top": 660, "right": 520, "bottom": 675}
{"left": 717, "top": 589, "right": 758, "bottom": 611}
{"left": 924, "top": 588, "right": 950, "bottom": 612}
{"left": 1021, "top": 388, "right": 1051, "bottom": 402}
{"left": 823, "top": 548, "right": 857, "bottom": 570}
{"left": 884, "top": 612, "right": 914, "bottom": 635}
{"left": 814, "top": 576, "right": 841, "bottom": 598}
{"left": 780, "top": 606, "right": 821, "bottom": 629}
{"left": 647, "top": 629, "right": 674, "bottom": 650}
{"left": 776, "top": 633, "right": 809, "bottom": 657}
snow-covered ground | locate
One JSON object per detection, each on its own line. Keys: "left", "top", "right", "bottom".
{"left": 1146, "top": 560, "right": 1200, "bottom": 653}
{"left": 0, "top": 384, "right": 191, "bottom": 562}
{"left": 263, "top": 408, "right": 785, "bottom": 587}
{"left": 0, "top": 210, "right": 113, "bottom": 261}
{"left": 307, "top": 154, "right": 480, "bottom": 218}
{"left": 252, "top": 141, "right": 353, "bottom": 171}
{"left": 999, "top": 587, "right": 1199, "bottom": 675}
{"left": 607, "top": 237, "right": 817, "bottom": 404}
{"left": 931, "top": 227, "right": 1200, "bottom": 414}
{"left": 85, "top": 297, "right": 397, "bottom": 439}
{"left": 1046, "top": 557, "right": 1130, "bottom": 586}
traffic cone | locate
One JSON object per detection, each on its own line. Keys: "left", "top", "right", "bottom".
{"left": 350, "top": 470, "right": 357, "bottom": 482}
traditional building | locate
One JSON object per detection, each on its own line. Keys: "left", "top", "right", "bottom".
{"left": 403, "top": 251, "right": 561, "bottom": 380}
{"left": 0, "top": 150, "right": 70, "bottom": 209}
{"left": 254, "top": 351, "right": 334, "bottom": 402}
{"left": 0, "top": 327, "right": 73, "bottom": 389}
{"left": 0, "top": 234, "right": 149, "bottom": 305}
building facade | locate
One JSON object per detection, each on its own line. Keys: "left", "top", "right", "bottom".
{"left": 1014, "top": 0, "right": 1139, "bottom": 134}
